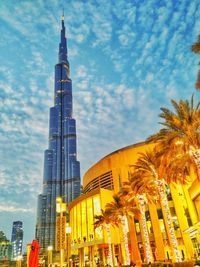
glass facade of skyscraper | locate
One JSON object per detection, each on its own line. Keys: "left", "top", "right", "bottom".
{"left": 36, "top": 16, "right": 81, "bottom": 251}
{"left": 11, "top": 221, "right": 23, "bottom": 260}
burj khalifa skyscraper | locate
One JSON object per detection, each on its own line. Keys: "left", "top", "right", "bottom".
{"left": 36, "top": 14, "right": 81, "bottom": 251}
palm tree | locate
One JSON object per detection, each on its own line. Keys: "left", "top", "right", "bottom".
{"left": 147, "top": 96, "right": 200, "bottom": 177}
{"left": 94, "top": 209, "right": 118, "bottom": 267}
{"left": 191, "top": 35, "right": 200, "bottom": 90}
{"left": 123, "top": 170, "right": 156, "bottom": 264}
{"left": 191, "top": 35, "right": 200, "bottom": 53}
{"left": 131, "top": 148, "right": 182, "bottom": 263}
{"left": 105, "top": 193, "right": 140, "bottom": 266}
{"left": 162, "top": 151, "right": 191, "bottom": 185}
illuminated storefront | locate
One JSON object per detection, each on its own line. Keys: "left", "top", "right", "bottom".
{"left": 69, "top": 188, "right": 121, "bottom": 267}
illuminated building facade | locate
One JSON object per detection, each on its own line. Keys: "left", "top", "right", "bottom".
{"left": 36, "top": 15, "right": 81, "bottom": 251}
{"left": 68, "top": 142, "right": 200, "bottom": 266}
{"left": 0, "top": 231, "right": 12, "bottom": 260}
{"left": 11, "top": 221, "right": 23, "bottom": 260}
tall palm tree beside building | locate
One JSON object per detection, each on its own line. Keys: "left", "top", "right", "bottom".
{"left": 131, "top": 149, "right": 182, "bottom": 262}
{"left": 123, "top": 171, "right": 155, "bottom": 264}
{"left": 94, "top": 209, "right": 118, "bottom": 267}
{"left": 191, "top": 35, "right": 200, "bottom": 90}
{"left": 162, "top": 151, "right": 191, "bottom": 185}
{"left": 105, "top": 193, "right": 140, "bottom": 266}
{"left": 147, "top": 96, "right": 200, "bottom": 177}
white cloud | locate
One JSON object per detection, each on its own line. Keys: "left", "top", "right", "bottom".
{"left": 0, "top": 205, "right": 33, "bottom": 213}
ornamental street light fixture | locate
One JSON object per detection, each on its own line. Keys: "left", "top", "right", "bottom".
{"left": 56, "top": 197, "right": 67, "bottom": 267}
{"left": 47, "top": 246, "right": 53, "bottom": 267}
{"left": 16, "top": 255, "right": 22, "bottom": 267}
{"left": 66, "top": 223, "right": 72, "bottom": 267}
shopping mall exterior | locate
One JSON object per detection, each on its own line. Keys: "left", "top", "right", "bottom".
{"left": 68, "top": 141, "right": 200, "bottom": 266}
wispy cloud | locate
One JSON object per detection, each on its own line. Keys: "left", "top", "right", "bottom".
{"left": 0, "top": 205, "right": 33, "bottom": 213}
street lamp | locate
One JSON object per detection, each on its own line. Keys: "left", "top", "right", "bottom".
{"left": 47, "top": 246, "right": 53, "bottom": 267}
{"left": 56, "top": 197, "right": 67, "bottom": 267}
{"left": 16, "top": 255, "right": 22, "bottom": 267}
{"left": 66, "top": 223, "right": 72, "bottom": 267}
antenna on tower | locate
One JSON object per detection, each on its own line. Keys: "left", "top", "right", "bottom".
{"left": 62, "top": 5, "right": 64, "bottom": 21}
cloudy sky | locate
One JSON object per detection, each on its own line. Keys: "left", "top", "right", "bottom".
{"left": 0, "top": 0, "right": 199, "bottom": 249}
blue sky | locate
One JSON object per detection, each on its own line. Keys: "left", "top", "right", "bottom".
{"left": 0, "top": 0, "right": 199, "bottom": 249}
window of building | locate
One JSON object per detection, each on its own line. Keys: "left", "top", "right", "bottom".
{"left": 81, "top": 201, "right": 87, "bottom": 242}
{"left": 87, "top": 198, "right": 94, "bottom": 241}
{"left": 93, "top": 196, "right": 101, "bottom": 216}
{"left": 134, "top": 219, "right": 140, "bottom": 234}
{"left": 157, "top": 209, "right": 166, "bottom": 233}
{"left": 93, "top": 195, "right": 103, "bottom": 240}
{"left": 145, "top": 210, "right": 153, "bottom": 234}
{"left": 170, "top": 207, "right": 180, "bottom": 230}
{"left": 76, "top": 204, "right": 81, "bottom": 243}
{"left": 176, "top": 186, "right": 193, "bottom": 227}
{"left": 184, "top": 207, "right": 193, "bottom": 227}
{"left": 165, "top": 185, "right": 172, "bottom": 201}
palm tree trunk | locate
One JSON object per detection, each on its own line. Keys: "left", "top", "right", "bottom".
{"left": 120, "top": 215, "right": 130, "bottom": 265}
{"left": 137, "top": 195, "right": 153, "bottom": 264}
{"left": 105, "top": 224, "right": 114, "bottom": 267}
{"left": 157, "top": 180, "right": 182, "bottom": 262}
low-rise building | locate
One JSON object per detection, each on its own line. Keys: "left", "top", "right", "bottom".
{"left": 68, "top": 142, "right": 199, "bottom": 266}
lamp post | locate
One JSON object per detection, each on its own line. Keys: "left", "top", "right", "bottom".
{"left": 66, "top": 223, "right": 72, "bottom": 267}
{"left": 56, "top": 197, "right": 67, "bottom": 267}
{"left": 16, "top": 255, "right": 22, "bottom": 267}
{"left": 47, "top": 246, "right": 53, "bottom": 267}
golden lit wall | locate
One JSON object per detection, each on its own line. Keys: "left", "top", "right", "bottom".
{"left": 80, "top": 141, "right": 200, "bottom": 261}
{"left": 69, "top": 188, "right": 120, "bottom": 249}
{"left": 83, "top": 141, "right": 153, "bottom": 193}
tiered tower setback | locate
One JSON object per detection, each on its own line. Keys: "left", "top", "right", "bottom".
{"left": 36, "top": 15, "right": 81, "bottom": 251}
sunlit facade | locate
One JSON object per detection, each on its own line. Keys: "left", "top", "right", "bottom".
{"left": 69, "top": 188, "right": 121, "bottom": 267}
{"left": 68, "top": 141, "right": 200, "bottom": 266}
{"left": 0, "top": 231, "right": 12, "bottom": 260}
{"left": 36, "top": 15, "right": 81, "bottom": 252}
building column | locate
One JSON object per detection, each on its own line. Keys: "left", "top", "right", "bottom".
{"left": 128, "top": 218, "right": 142, "bottom": 266}
{"left": 170, "top": 185, "right": 194, "bottom": 260}
{"left": 89, "top": 246, "right": 95, "bottom": 267}
{"left": 78, "top": 248, "right": 84, "bottom": 267}
{"left": 111, "top": 243, "right": 117, "bottom": 266}
{"left": 182, "top": 186, "right": 198, "bottom": 225}
{"left": 148, "top": 203, "right": 165, "bottom": 261}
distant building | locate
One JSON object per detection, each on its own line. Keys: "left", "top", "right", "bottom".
{"left": 0, "top": 231, "right": 12, "bottom": 260}
{"left": 0, "top": 231, "right": 7, "bottom": 242}
{"left": 11, "top": 221, "right": 23, "bottom": 259}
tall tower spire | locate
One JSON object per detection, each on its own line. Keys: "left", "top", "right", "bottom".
{"left": 59, "top": 13, "right": 68, "bottom": 64}
{"left": 36, "top": 13, "right": 81, "bottom": 252}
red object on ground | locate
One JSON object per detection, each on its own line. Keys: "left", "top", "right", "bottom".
{"left": 29, "top": 240, "right": 40, "bottom": 267}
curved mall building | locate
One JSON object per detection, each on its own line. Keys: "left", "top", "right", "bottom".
{"left": 68, "top": 141, "right": 200, "bottom": 266}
